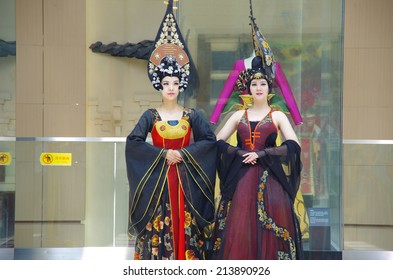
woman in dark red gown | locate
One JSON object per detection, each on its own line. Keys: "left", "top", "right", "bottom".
{"left": 211, "top": 55, "right": 303, "bottom": 260}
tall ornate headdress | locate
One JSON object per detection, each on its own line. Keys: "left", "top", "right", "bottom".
{"left": 236, "top": 0, "right": 276, "bottom": 93}
{"left": 148, "top": 0, "right": 191, "bottom": 92}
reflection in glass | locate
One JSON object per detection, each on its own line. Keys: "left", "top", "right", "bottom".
{"left": 0, "top": 0, "right": 15, "bottom": 248}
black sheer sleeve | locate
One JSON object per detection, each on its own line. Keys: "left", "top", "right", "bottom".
{"left": 258, "top": 140, "right": 302, "bottom": 201}
{"left": 125, "top": 110, "right": 168, "bottom": 237}
{"left": 255, "top": 144, "right": 288, "bottom": 158}
{"left": 215, "top": 140, "right": 245, "bottom": 200}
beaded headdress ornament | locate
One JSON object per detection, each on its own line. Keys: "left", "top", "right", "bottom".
{"left": 148, "top": 0, "right": 191, "bottom": 92}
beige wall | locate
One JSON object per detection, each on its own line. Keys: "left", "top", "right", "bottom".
{"left": 16, "top": 0, "right": 86, "bottom": 137}
{"left": 87, "top": 0, "right": 164, "bottom": 137}
{"left": 343, "top": 0, "right": 393, "bottom": 250}
{"left": 343, "top": 0, "right": 393, "bottom": 140}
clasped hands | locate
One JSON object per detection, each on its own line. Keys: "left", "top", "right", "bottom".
{"left": 165, "top": 147, "right": 265, "bottom": 165}
{"left": 241, "top": 151, "right": 259, "bottom": 165}
{"left": 237, "top": 149, "right": 266, "bottom": 165}
{"left": 165, "top": 149, "right": 182, "bottom": 165}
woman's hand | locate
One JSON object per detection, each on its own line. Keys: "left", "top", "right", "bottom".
{"left": 242, "top": 152, "right": 259, "bottom": 165}
{"left": 166, "top": 149, "right": 183, "bottom": 165}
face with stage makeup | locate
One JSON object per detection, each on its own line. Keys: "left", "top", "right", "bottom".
{"left": 249, "top": 77, "right": 270, "bottom": 102}
{"left": 160, "top": 76, "right": 180, "bottom": 101}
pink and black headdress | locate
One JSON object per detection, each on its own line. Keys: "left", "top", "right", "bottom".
{"left": 236, "top": 0, "right": 276, "bottom": 93}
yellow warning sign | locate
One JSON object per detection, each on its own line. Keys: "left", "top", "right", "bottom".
{"left": 40, "top": 153, "right": 72, "bottom": 166}
{"left": 0, "top": 152, "right": 11, "bottom": 165}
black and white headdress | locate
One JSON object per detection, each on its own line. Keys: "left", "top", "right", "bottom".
{"left": 148, "top": 0, "right": 191, "bottom": 92}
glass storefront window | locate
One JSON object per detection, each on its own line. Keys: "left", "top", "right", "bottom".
{"left": 179, "top": 0, "right": 344, "bottom": 257}
{"left": 0, "top": 0, "right": 16, "bottom": 249}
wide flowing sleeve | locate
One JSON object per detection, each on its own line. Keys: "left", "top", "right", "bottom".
{"left": 215, "top": 140, "right": 246, "bottom": 201}
{"left": 259, "top": 139, "right": 302, "bottom": 201}
{"left": 178, "top": 109, "right": 218, "bottom": 231}
{"left": 125, "top": 110, "right": 168, "bottom": 238}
